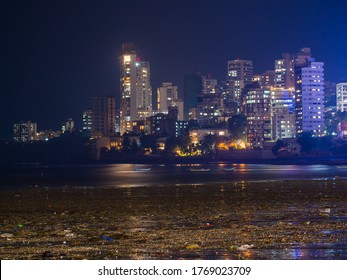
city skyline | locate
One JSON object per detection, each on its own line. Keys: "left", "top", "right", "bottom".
{"left": 1, "top": 0, "right": 347, "bottom": 138}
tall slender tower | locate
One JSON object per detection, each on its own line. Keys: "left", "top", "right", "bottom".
{"left": 294, "top": 57, "right": 325, "bottom": 136}
{"left": 336, "top": 83, "right": 347, "bottom": 112}
{"left": 227, "top": 59, "right": 253, "bottom": 105}
{"left": 119, "top": 43, "right": 152, "bottom": 135}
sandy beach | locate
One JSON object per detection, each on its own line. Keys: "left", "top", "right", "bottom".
{"left": 0, "top": 179, "right": 346, "bottom": 260}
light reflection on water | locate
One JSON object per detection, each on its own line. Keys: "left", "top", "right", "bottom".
{"left": 2, "top": 163, "right": 347, "bottom": 189}
{"left": 88, "top": 163, "right": 347, "bottom": 188}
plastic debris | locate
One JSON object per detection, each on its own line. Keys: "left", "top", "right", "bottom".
{"left": 100, "top": 235, "right": 113, "bottom": 241}
{"left": 186, "top": 243, "right": 200, "bottom": 250}
{"left": 1, "top": 233, "right": 14, "bottom": 238}
{"left": 230, "top": 245, "right": 238, "bottom": 251}
{"left": 320, "top": 208, "right": 331, "bottom": 214}
{"left": 204, "top": 222, "right": 213, "bottom": 228}
{"left": 18, "top": 224, "right": 24, "bottom": 228}
{"left": 238, "top": 244, "right": 254, "bottom": 251}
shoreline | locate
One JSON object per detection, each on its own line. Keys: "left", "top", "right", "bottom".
{"left": 0, "top": 179, "right": 346, "bottom": 260}
{"left": 1, "top": 155, "right": 347, "bottom": 166}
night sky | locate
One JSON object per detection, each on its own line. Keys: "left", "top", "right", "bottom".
{"left": 1, "top": 0, "right": 347, "bottom": 139}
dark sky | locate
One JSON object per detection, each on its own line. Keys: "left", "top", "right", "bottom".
{"left": 1, "top": 0, "right": 347, "bottom": 139}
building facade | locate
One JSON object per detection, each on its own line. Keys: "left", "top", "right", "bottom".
{"left": 119, "top": 43, "right": 152, "bottom": 134}
{"left": 227, "top": 59, "right": 253, "bottom": 105}
{"left": 82, "top": 110, "right": 93, "bottom": 131}
{"left": 92, "top": 96, "right": 116, "bottom": 137}
{"left": 202, "top": 75, "right": 218, "bottom": 95}
{"left": 196, "top": 94, "right": 223, "bottom": 126}
{"left": 245, "top": 88, "right": 272, "bottom": 148}
{"left": 294, "top": 58, "right": 325, "bottom": 136}
{"left": 336, "top": 83, "right": 347, "bottom": 112}
{"left": 271, "top": 88, "right": 296, "bottom": 140}
{"left": 275, "top": 48, "right": 311, "bottom": 89}
{"left": 13, "top": 121, "right": 37, "bottom": 142}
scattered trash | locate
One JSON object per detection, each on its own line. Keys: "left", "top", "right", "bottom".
{"left": 320, "top": 208, "right": 331, "bottom": 214}
{"left": 1, "top": 233, "right": 14, "bottom": 238}
{"left": 204, "top": 222, "right": 213, "bottom": 228}
{"left": 100, "top": 235, "right": 113, "bottom": 241}
{"left": 238, "top": 244, "right": 254, "bottom": 251}
{"left": 230, "top": 245, "right": 238, "bottom": 251}
{"left": 18, "top": 224, "right": 24, "bottom": 228}
{"left": 186, "top": 243, "right": 200, "bottom": 250}
{"left": 65, "top": 233, "right": 74, "bottom": 237}
{"left": 305, "top": 221, "right": 311, "bottom": 225}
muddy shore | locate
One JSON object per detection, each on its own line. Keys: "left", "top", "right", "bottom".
{"left": 0, "top": 179, "right": 346, "bottom": 260}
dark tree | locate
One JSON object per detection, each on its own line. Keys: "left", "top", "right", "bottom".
{"left": 122, "top": 136, "right": 131, "bottom": 151}
{"left": 227, "top": 114, "right": 247, "bottom": 140}
{"left": 272, "top": 139, "right": 287, "bottom": 155}
{"left": 297, "top": 132, "right": 316, "bottom": 153}
{"left": 202, "top": 133, "right": 218, "bottom": 154}
{"left": 131, "top": 139, "right": 139, "bottom": 153}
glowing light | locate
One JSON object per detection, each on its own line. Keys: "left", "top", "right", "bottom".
{"left": 123, "top": 55, "right": 131, "bottom": 63}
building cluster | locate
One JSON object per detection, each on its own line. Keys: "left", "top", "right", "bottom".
{"left": 13, "top": 44, "right": 347, "bottom": 155}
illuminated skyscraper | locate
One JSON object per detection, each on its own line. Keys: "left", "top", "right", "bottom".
{"left": 271, "top": 88, "right": 296, "bottom": 140}
{"left": 227, "top": 59, "right": 253, "bottom": 105}
{"left": 245, "top": 88, "right": 272, "bottom": 148}
{"left": 119, "top": 43, "right": 152, "bottom": 135}
{"left": 337, "top": 83, "right": 347, "bottom": 112}
{"left": 275, "top": 48, "right": 311, "bottom": 89}
{"left": 294, "top": 57, "right": 325, "bottom": 136}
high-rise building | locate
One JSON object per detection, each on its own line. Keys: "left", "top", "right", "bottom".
{"left": 294, "top": 57, "right": 325, "bottom": 136}
{"left": 13, "top": 121, "right": 37, "bottom": 142}
{"left": 337, "top": 83, "right": 347, "bottom": 112}
{"left": 324, "top": 81, "right": 337, "bottom": 107}
{"left": 227, "top": 59, "right": 253, "bottom": 105}
{"left": 183, "top": 74, "right": 202, "bottom": 120}
{"left": 82, "top": 110, "right": 93, "bottom": 131}
{"left": 157, "top": 82, "right": 178, "bottom": 112}
{"left": 271, "top": 88, "right": 296, "bottom": 140}
{"left": 275, "top": 48, "right": 311, "bottom": 89}
{"left": 135, "top": 60, "right": 152, "bottom": 119}
{"left": 275, "top": 53, "right": 295, "bottom": 89}
{"left": 119, "top": 43, "right": 152, "bottom": 135}
{"left": 196, "top": 94, "right": 223, "bottom": 126}
{"left": 253, "top": 71, "right": 275, "bottom": 87}
{"left": 202, "top": 75, "right": 218, "bottom": 95}
{"left": 92, "top": 96, "right": 116, "bottom": 137}
{"left": 245, "top": 88, "right": 272, "bottom": 148}
{"left": 157, "top": 82, "right": 184, "bottom": 121}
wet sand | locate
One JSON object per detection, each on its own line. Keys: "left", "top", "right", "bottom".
{"left": 0, "top": 179, "right": 346, "bottom": 259}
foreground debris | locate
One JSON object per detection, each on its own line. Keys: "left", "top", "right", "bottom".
{"left": 0, "top": 180, "right": 346, "bottom": 259}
